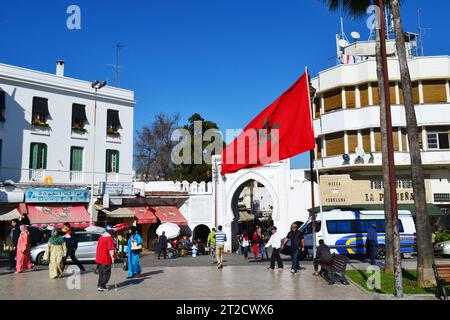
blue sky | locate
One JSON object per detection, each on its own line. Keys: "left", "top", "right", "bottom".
{"left": 1, "top": 0, "right": 449, "bottom": 168}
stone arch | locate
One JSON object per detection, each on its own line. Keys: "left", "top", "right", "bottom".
{"left": 225, "top": 171, "right": 279, "bottom": 252}
{"left": 192, "top": 224, "right": 210, "bottom": 245}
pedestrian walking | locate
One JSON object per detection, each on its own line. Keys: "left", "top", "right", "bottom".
{"left": 61, "top": 223, "right": 85, "bottom": 273}
{"left": 15, "top": 225, "right": 34, "bottom": 273}
{"left": 242, "top": 233, "right": 250, "bottom": 259}
{"left": 214, "top": 225, "right": 227, "bottom": 269}
{"left": 312, "top": 240, "right": 333, "bottom": 276}
{"left": 252, "top": 228, "right": 260, "bottom": 260}
{"left": 265, "top": 226, "right": 283, "bottom": 270}
{"left": 8, "top": 219, "right": 21, "bottom": 271}
{"left": 157, "top": 231, "right": 168, "bottom": 259}
{"left": 43, "top": 229, "right": 67, "bottom": 279}
{"left": 95, "top": 226, "right": 116, "bottom": 291}
{"left": 127, "top": 227, "right": 143, "bottom": 279}
{"left": 281, "top": 223, "right": 305, "bottom": 274}
{"left": 206, "top": 228, "right": 216, "bottom": 264}
{"left": 366, "top": 224, "right": 378, "bottom": 265}
{"left": 262, "top": 233, "right": 270, "bottom": 260}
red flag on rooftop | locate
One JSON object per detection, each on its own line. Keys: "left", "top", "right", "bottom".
{"left": 221, "top": 71, "right": 315, "bottom": 175}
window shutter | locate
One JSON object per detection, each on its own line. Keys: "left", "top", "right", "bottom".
{"left": 42, "top": 144, "right": 47, "bottom": 169}
{"left": 106, "top": 150, "right": 111, "bottom": 173}
{"left": 114, "top": 151, "right": 120, "bottom": 173}
{"left": 0, "top": 91, "right": 5, "bottom": 121}
{"left": 30, "top": 143, "right": 38, "bottom": 169}
{"left": 71, "top": 147, "right": 83, "bottom": 171}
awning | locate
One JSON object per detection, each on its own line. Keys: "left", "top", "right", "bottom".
{"left": 310, "top": 203, "right": 444, "bottom": 216}
{"left": 102, "top": 207, "right": 135, "bottom": 218}
{"left": 72, "top": 104, "right": 87, "bottom": 124}
{"left": 152, "top": 206, "right": 188, "bottom": 226}
{"left": 238, "top": 211, "right": 255, "bottom": 223}
{"left": 0, "top": 208, "right": 21, "bottom": 221}
{"left": 107, "top": 109, "right": 121, "bottom": 127}
{"left": 27, "top": 205, "right": 90, "bottom": 228}
{"left": 127, "top": 207, "right": 157, "bottom": 224}
{"left": 32, "top": 97, "right": 50, "bottom": 118}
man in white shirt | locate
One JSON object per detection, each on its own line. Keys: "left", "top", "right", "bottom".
{"left": 265, "top": 226, "right": 283, "bottom": 270}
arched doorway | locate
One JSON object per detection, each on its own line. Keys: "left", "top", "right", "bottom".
{"left": 230, "top": 179, "right": 274, "bottom": 252}
{"left": 192, "top": 224, "right": 210, "bottom": 245}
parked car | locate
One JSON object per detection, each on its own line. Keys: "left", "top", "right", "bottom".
{"left": 30, "top": 231, "right": 102, "bottom": 265}
{"left": 434, "top": 241, "right": 450, "bottom": 257}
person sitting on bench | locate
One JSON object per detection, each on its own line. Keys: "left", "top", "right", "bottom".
{"left": 313, "top": 240, "right": 333, "bottom": 276}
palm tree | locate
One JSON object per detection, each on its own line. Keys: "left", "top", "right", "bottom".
{"left": 318, "top": 0, "right": 394, "bottom": 273}
{"left": 390, "top": 0, "right": 435, "bottom": 287}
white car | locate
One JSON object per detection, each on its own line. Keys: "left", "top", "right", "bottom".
{"left": 30, "top": 231, "right": 102, "bottom": 265}
{"left": 434, "top": 241, "right": 450, "bottom": 257}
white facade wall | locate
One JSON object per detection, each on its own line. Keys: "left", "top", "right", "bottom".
{"left": 0, "top": 62, "right": 135, "bottom": 185}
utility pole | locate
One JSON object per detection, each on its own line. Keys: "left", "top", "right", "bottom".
{"left": 378, "top": 0, "right": 403, "bottom": 298}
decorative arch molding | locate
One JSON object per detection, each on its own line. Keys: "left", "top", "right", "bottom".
{"left": 225, "top": 170, "right": 279, "bottom": 222}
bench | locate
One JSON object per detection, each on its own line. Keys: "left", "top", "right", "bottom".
{"left": 433, "top": 264, "right": 450, "bottom": 300}
{"left": 320, "top": 254, "right": 350, "bottom": 285}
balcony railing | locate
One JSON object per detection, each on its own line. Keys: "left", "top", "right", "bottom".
{"left": 29, "top": 169, "right": 46, "bottom": 182}
{"left": 70, "top": 171, "right": 84, "bottom": 183}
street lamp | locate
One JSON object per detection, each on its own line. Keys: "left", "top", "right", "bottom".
{"left": 89, "top": 80, "right": 107, "bottom": 225}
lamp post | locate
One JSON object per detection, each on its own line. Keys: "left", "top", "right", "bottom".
{"left": 211, "top": 158, "right": 222, "bottom": 227}
{"left": 89, "top": 80, "right": 107, "bottom": 225}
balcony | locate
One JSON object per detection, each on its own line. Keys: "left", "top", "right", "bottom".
{"left": 70, "top": 171, "right": 84, "bottom": 183}
{"left": 29, "top": 169, "right": 46, "bottom": 182}
{"left": 105, "top": 173, "right": 119, "bottom": 182}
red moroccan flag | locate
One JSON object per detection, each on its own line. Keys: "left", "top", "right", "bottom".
{"left": 221, "top": 71, "right": 315, "bottom": 175}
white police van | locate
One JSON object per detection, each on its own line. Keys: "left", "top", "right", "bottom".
{"left": 299, "top": 209, "right": 416, "bottom": 259}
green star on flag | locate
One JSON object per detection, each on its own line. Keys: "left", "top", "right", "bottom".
{"left": 259, "top": 118, "right": 280, "bottom": 146}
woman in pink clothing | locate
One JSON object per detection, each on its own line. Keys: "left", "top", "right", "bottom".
{"left": 15, "top": 225, "right": 34, "bottom": 273}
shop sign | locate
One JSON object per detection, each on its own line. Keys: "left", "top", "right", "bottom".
{"left": 25, "top": 188, "right": 90, "bottom": 203}
{"left": 99, "top": 182, "right": 133, "bottom": 196}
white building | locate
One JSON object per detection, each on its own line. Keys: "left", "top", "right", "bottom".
{"left": 311, "top": 54, "right": 450, "bottom": 230}
{"left": 0, "top": 61, "right": 135, "bottom": 185}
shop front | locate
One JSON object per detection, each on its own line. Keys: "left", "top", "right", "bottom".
{"left": 24, "top": 188, "right": 91, "bottom": 229}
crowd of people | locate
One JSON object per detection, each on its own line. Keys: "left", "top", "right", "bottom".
{"left": 5, "top": 218, "right": 343, "bottom": 291}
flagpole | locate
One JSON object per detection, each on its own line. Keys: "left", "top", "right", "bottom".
{"left": 305, "top": 67, "right": 317, "bottom": 259}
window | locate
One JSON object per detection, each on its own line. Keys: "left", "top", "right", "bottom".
{"left": 326, "top": 219, "right": 404, "bottom": 234}
{"left": 370, "top": 179, "right": 413, "bottom": 190}
{"left": 105, "top": 150, "right": 119, "bottom": 173}
{"left": 31, "top": 97, "right": 50, "bottom": 126}
{"left": 378, "top": 219, "right": 404, "bottom": 233}
{"left": 71, "top": 104, "right": 87, "bottom": 131}
{"left": 106, "top": 109, "right": 121, "bottom": 135}
{"left": 77, "top": 233, "right": 100, "bottom": 243}
{"left": 29, "top": 143, "right": 47, "bottom": 169}
{"left": 427, "top": 132, "right": 450, "bottom": 150}
{"left": 0, "top": 90, "right": 5, "bottom": 122}
{"left": 0, "top": 139, "right": 2, "bottom": 167}
{"left": 326, "top": 220, "right": 353, "bottom": 234}
{"left": 70, "top": 147, "right": 83, "bottom": 171}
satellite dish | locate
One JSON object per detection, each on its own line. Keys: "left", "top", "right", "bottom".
{"left": 355, "top": 147, "right": 365, "bottom": 157}
{"left": 351, "top": 31, "right": 361, "bottom": 40}
{"left": 338, "top": 39, "right": 349, "bottom": 48}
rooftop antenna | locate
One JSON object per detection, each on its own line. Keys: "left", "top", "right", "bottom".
{"left": 106, "top": 42, "right": 126, "bottom": 88}
{"left": 417, "top": 8, "right": 431, "bottom": 56}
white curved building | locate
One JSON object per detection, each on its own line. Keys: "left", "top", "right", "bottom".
{"left": 311, "top": 55, "right": 450, "bottom": 230}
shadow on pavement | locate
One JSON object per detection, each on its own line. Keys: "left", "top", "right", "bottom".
{"left": 114, "top": 270, "right": 164, "bottom": 291}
